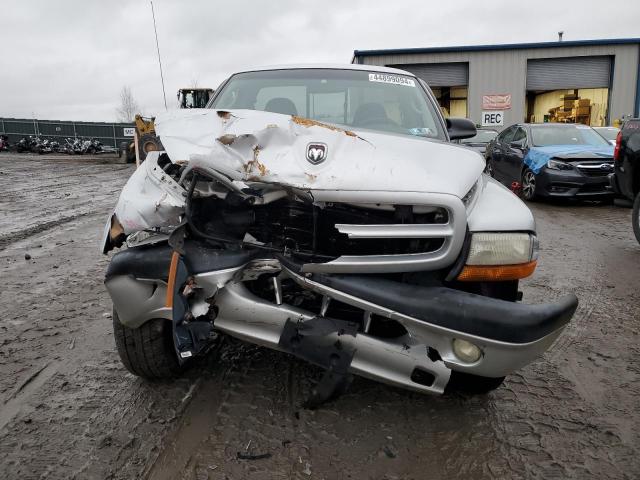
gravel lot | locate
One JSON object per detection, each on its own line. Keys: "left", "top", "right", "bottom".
{"left": 0, "top": 153, "right": 638, "bottom": 479}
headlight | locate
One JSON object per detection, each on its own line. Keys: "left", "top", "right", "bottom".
{"left": 546, "top": 159, "right": 573, "bottom": 170}
{"left": 466, "top": 232, "right": 537, "bottom": 265}
{"left": 457, "top": 232, "right": 538, "bottom": 282}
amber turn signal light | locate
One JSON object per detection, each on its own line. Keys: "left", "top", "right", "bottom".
{"left": 457, "top": 260, "right": 537, "bottom": 282}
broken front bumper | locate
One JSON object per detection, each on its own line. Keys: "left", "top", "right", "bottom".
{"left": 105, "top": 243, "right": 577, "bottom": 395}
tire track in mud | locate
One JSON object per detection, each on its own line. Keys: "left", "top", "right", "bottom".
{"left": 0, "top": 361, "right": 60, "bottom": 431}
{"left": 148, "top": 341, "right": 310, "bottom": 480}
{"left": 0, "top": 155, "right": 129, "bottom": 242}
{"left": 0, "top": 210, "right": 99, "bottom": 251}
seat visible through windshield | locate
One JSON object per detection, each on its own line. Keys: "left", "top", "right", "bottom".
{"left": 211, "top": 69, "right": 446, "bottom": 140}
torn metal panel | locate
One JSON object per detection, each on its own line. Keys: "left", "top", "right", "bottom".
{"left": 154, "top": 109, "right": 484, "bottom": 198}
{"left": 114, "top": 151, "right": 186, "bottom": 234}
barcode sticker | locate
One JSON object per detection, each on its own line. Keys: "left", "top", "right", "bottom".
{"left": 368, "top": 73, "right": 415, "bottom": 87}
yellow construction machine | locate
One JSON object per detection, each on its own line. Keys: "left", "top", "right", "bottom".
{"left": 120, "top": 87, "right": 215, "bottom": 164}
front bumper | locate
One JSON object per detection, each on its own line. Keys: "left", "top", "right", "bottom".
{"left": 277, "top": 258, "right": 576, "bottom": 378}
{"left": 537, "top": 167, "right": 613, "bottom": 198}
{"left": 106, "top": 243, "right": 577, "bottom": 394}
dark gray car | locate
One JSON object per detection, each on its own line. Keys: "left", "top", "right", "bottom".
{"left": 485, "top": 123, "right": 614, "bottom": 200}
{"left": 455, "top": 128, "right": 498, "bottom": 156}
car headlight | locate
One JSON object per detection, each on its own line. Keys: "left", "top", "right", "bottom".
{"left": 457, "top": 232, "right": 538, "bottom": 282}
{"left": 546, "top": 159, "right": 573, "bottom": 170}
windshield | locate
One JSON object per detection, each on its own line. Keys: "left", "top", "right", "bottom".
{"left": 211, "top": 69, "right": 446, "bottom": 140}
{"left": 594, "top": 127, "right": 619, "bottom": 142}
{"left": 461, "top": 130, "right": 497, "bottom": 144}
{"left": 531, "top": 125, "right": 609, "bottom": 147}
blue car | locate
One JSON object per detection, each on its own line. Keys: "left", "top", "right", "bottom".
{"left": 485, "top": 123, "right": 614, "bottom": 200}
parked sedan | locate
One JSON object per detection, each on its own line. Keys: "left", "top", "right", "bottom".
{"left": 455, "top": 128, "right": 498, "bottom": 155}
{"left": 485, "top": 123, "right": 614, "bottom": 200}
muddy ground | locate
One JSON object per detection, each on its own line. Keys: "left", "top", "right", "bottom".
{"left": 0, "top": 153, "right": 638, "bottom": 479}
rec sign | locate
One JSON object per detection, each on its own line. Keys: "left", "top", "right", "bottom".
{"left": 481, "top": 111, "right": 504, "bottom": 127}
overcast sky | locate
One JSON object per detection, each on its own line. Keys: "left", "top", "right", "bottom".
{"left": 1, "top": 0, "right": 638, "bottom": 122}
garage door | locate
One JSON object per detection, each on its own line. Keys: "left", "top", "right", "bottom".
{"left": 392, "top": 63, "right": 468, "bottom": 87}
{"left": 526, "top": 56, "right": 611, "bottom": 90}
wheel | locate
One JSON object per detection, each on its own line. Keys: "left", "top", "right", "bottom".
{"left": 137, "top": 134, "right": 163, "bottom": 162}
{"left": 632, "top": 192, "right": 640, "bottom": 244}
{"left": 521, "top": 167, "right": 537, "bottom": 201}
{"left": 446, "top": 371, "right": 505, "bottom": 394}
{"left": 112, "top": 309, "right": 185, "bottom": 379}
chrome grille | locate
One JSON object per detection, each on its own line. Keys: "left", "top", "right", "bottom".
{"left": 301, "top": 193, "right": 466, "bottom": 274}
{"left": 576, "top": 161, "right": 614, "bottom": 177}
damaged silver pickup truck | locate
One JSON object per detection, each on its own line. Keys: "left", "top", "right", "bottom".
{"left": 102, "top": 65, "right": 577, "bottom": 405}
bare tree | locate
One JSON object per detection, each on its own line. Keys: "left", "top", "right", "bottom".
{"left": 116, "top": 86, "right": 140, "bottom": 123}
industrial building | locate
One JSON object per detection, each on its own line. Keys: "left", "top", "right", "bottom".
{"left": 352, "top": 38, "right": 640, "bottom": 128}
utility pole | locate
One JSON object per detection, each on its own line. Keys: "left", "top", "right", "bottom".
{"left": 151, "top": 1, "right": 168, "bottom": 110}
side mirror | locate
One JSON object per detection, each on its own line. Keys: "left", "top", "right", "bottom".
{"left": 447, "top": 117, "right": 477, "bottom": 140}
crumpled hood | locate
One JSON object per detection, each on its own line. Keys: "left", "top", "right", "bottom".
{"left": 154, "top": 109, "right": 483, "bottom": 199}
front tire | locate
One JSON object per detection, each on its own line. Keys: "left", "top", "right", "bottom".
{"left": 632, "top": 191, "right": 640, "bottom": 244}
{"left": 521, "top": 167, "right": 537, "bottom": 201}
{"left": 113, "top": 309, "right": 185, "bottom": 379}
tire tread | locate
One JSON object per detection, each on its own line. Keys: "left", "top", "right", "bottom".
{"left": 112, "top": 310, "right": 183, "bottom": 379}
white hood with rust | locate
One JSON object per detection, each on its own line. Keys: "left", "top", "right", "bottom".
{"left": 154, "top": 109, "right": 484, "bottom": 198}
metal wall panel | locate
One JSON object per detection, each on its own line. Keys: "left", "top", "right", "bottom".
{"left": 356, "top": 43, "right": 639, "bottom": 127}
{"left": 391, "top": 62, "right": 468, "bottom": 86}
{"left": 526, "top": 56, "right": 611, "bottom": 90}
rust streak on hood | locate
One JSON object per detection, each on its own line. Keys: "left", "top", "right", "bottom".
{"left": 291, "top": 115, "right": 357, "bottom": 137}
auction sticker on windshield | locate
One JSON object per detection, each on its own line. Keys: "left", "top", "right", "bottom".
{"left": 369, "top": 73, "right": 415, "bottom": 87}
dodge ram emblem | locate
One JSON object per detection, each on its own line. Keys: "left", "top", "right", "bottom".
{"left": 306, "top": 143, "right": 328, "bottom": 164}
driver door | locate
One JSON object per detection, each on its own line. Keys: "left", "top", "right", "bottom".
{"left": 489, "top": 126, "right": 515, "bottom": 182}
{"left": 503, "top": 127, "right": 528, "bottom": 183}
